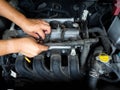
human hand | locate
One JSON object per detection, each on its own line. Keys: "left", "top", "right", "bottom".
{"left": 11, "top": 37, "right": 48, "bottom": 58}
{"left": 21, "top": 19, "right": 51, "bottom": 39}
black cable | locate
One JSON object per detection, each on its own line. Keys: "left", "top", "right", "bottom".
{"left": 88, "top": 27, "right": 112, "bottom": 54}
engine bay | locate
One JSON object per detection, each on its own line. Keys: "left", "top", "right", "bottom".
{"left": 1, "top": 0, "right": 120, "bottom": 90}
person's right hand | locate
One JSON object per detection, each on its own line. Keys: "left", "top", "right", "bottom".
{"left": 9, "top": 37, "right": 48, "bottom": 58}
{"left": 21, "top": 19, "right": 51, "bottom": 39}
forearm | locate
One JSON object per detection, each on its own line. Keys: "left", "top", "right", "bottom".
{"left": 0, "top": 39, "right": 19, "bottom": 56}
{"left": 0, "top": 0, "right": 28, "bottom": 28}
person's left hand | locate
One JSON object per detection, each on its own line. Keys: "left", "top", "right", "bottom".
{"left": 21, "top": 19, "right": 51, "bottom": 39}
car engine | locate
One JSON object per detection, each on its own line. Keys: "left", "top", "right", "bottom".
{"left": 1, "top": 0, "right": 120, "bottom": 89}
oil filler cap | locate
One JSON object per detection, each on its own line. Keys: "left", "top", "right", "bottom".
{"left": 96, "top": 53, "right": 111, "bottom": 63}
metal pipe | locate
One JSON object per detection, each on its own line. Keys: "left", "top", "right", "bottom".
{"left": 48, "top": 46, "right": 71, "bottom": 50}
{"left": 45, "top": 39, "right": 98, "bottom": 46}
